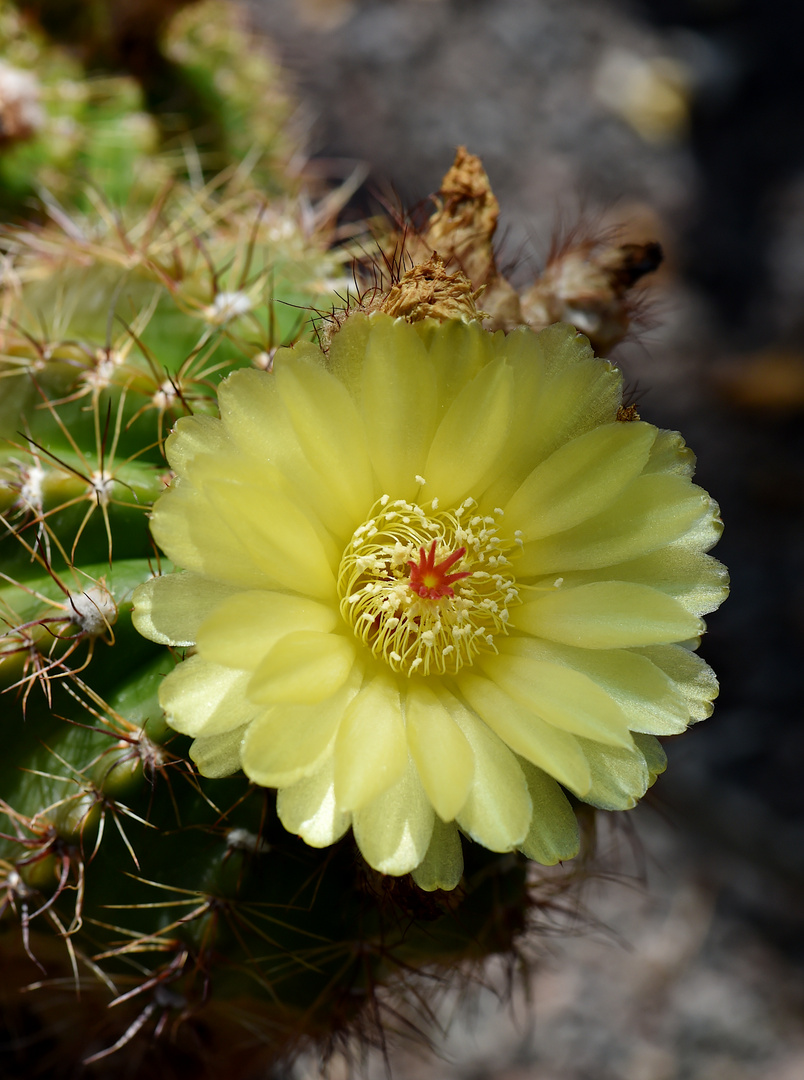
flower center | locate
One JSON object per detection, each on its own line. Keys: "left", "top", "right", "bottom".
{"left": 338, "top": 496, "right": 521, "bottom": 676}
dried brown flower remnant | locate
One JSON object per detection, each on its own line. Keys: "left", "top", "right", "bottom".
{"left": 411, "top": 147, "right": 522, "bottom": 330}
{"left": 392, "top": 148, "right": 663, "bottom": 350}
{"left": 379, "top": 254, "right": 485, "bottom": 324}
{"left": 426, "top": 145, "right": 500, "bottom": 285}
{"left": 520, "top": 238, "right": 663, "bottom": 357}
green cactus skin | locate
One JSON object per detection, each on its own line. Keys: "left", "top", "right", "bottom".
{"left": 0, "top": 160, "right": 569, "bottom": 1076}
{"left": 0, "top": 0, "right": 301, "bottom": 214}
{"left": 0, "top": 0, "right": 167, "bottom": 213}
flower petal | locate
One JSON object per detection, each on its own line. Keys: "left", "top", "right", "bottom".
{"left": 576, "top": 733, "right": 666, "bottom": 810}
{"left": 511, "top": 581, "right": 703, "bottom": 649}
{"left": 411, "top": 817, "right": 464, "bottom": 892}
{"left": 247, "top": 631, "right": 356, "bottom": 705}
{"left": 527, "top": 639, "right": 692, "bottom": 735}
{"left": 481, "top": 641, "right": 633, "bottom": 747}
{"left": 149, "top": 481, "right": 271, "bottom": 589}
{"left": 359, "top": 317, "right": 439, "bottom": 501}
{"left": 202, "top": 478, "right": 337, "bottom": 600}
{"left": 405, "top": 682, "right": 475, "bottom": 821}
{"left": 424, "top": 356, "right": 514, "bottom": 506}
{"left": 218, "top": 365, "right": 358, "bottom": 539}
{"left": 473, "top": 329, "right": 546, "bottom": 506}
{"left": 457, "top": 672, "right": 591, "bottom": 794}
{"left": 482, "top": 327, "right": 622, "bottom": 508}
{"left": 442, "top": 693, "right": 533, "bottom": 852}
{"left": 353, "top": 755, "right": 435, "bottom": 875}
{"left": 643, "top": 429, "right": 696, "bottom": 477}
{"left": 276, "top": 755, "right": 352, "bottom": 848}
{"left": 241, "top": 677, "right": 357, "bottom": 788}
{"left": 334, "top": 672, "right": 408, "bottom": 811}
{"left": 526, "top": 327, "right": 619, "bottom": 451}
{"left": 189, "top": 725, "right": 246, "bottom": 778}
{"left": 159, "top": 656, "right": 260, "bottom": 737}
{"left": 164, "top": 413, "right": 229, "bottom": 474}
{"left": 517, "top": 759, "right": 580, "bottom": 865}
{"left": 274, "top": 352, "right": 375, "bottom": 524}
{"left": 195, "top": 591, "right": 338, "bottom": 670}
{"left": 504, "top": 422, "right": 656, "bottom": 540}
{"left": 423, "top": 318, "right": 495, "bottom": 408}
{"left": 634, "top": 644, "right": 719, "bottom": 723}
{"left": 132, "top": 571, "right": 237, "bottom": 646}
{"left": 542, "top": 544, "right": 729, "bottom": 619}
{"left": 518, "top": 473, "right": 713, "bottom": 576}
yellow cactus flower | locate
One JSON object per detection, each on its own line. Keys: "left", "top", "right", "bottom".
{"left": 132, "top": 315, "right": 727, "bottom": 889}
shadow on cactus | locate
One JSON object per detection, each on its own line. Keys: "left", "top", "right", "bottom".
{"left": 0, "top": 146, "right": 727, "bottom": 1077}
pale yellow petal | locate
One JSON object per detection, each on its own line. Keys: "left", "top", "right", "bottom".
{"left": 475, "top": 330, "right": 547, "bottom": 512}
{"left": 635, "top": 733, "right": 668, "bottom": 783}
{"left": 197, "top": 592, "right": 337, "bottom": 670}
{"left": 159, "top": 656, "right": 260, "bottom": 737}
{"left": 481, "top": 641, "right": 633, "bottom": 747}
{"left": 359, "top": 317, "right": 439, "bottom": 501}
{"left": 405, "top": 683, "right": 475, "bottom": 821}
{"left": 132, "top": 572, "right": 237, "bottom": 646}
{"left": 240, "top": 677, "right": 357, "bottom": 788}
{"left": 276, "top": 755, "right": 351, "bottom": 848}
{"left": 504, "top": 422, "right": 656, "bottom": 540}
{"left": 149, "top": 482, "right": 269, "bottom": 589}
{"left": 247, "top": 631, "right": 356, "bottom": 705}
{"left": 517, "top": 759, "right": 580, "bottom": 865}
{"left": 511, "top": 581, "right": 703, "bottom": 649}
{"left": 527, "top": 328, "right": 620, "bottom": 448}
{"left": 642, "top": 429, "right": 696, "bottom": 477}
{"left": 634, "top": 644, "right": 719, "bottom": 723}
{"left": 326, "top": 311, "right": 373, "bottom": 391}
{"left": 189, "top": 725, "right": 246, "bottom": 778}
{"left": 202, "top": 479, "right": 337, "bottom": 600}
{"left": 482, "top": 327, "right": 621, "bottom": 509}
{"left": 457, "top": 672, "right": 591, "bottom": 794}
{"left": 274, "top": 352, "right": 375, "bottom": 524}
{"left": 424, "top": 357, "right": 514, "bottom": 506}
{"left": 423, "top": 318, "right": 496, "bottom": 410}
{"left": 164, "top": 413, "right": 229, "bottom": 474}
{"left": 508, "top": 638, "right": 690, "bottom": 736}
{"left": 518, "top": 473, "right": 712, "bottom": 576}
{"left": 411, "top": 817, "right": 464, "bottom": 892}
{"left": 577, "top": 734, "right": 666, "bottom": 810}
{"left": 353, "top": 755, "right": 435, "bottom": 875}
{"left": 441, "top": 693, "right": 533, "bottom": 852}
{"left": 675, "top": 499, "right": 724, "bottom": 555}
{"left": 218, "top": 366, "right": 357, "bottom": 540}
{"left": 540, "top": 544, "right": 729, "bottom": 619}
{"left": 334, "top": 673, "right": 408, "bottom": 811}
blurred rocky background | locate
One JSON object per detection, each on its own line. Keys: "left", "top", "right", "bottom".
{"left": 4, "top": 0, "right": 804, "bottom": 1075}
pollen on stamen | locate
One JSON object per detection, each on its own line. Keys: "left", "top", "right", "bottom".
{"left": 337, "top": 496, "right": 521, "bottom": 676}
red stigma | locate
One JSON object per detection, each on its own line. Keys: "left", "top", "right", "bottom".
{"left": 407, "top": 540, "right": 471, "bottom": 599}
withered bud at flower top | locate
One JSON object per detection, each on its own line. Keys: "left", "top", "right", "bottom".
{"left": 520, "top": 237, "right": 663, "bottom": 357}
{"left": 406, "top": 147, "right": 523, "bottom": 331}
{"left": 379, "top": 254, "right": 486, "bottom": 324}
{"left": 396, "top": 148, "right": 662, "bottom": 350}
